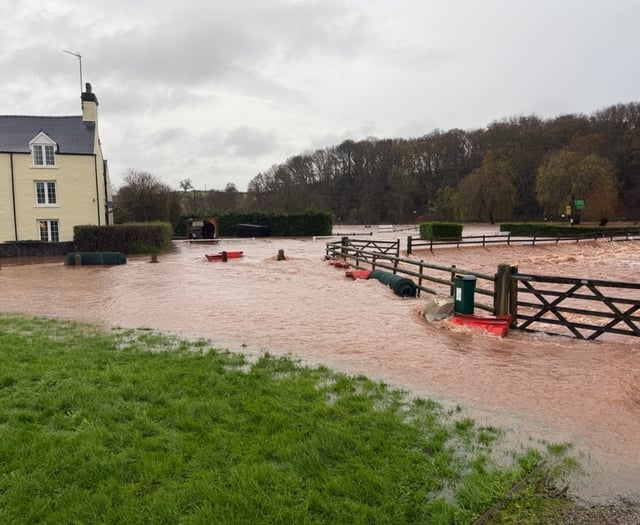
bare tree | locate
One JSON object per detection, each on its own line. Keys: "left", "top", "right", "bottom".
{"left": 114, "top": 170, "right": 177, "bottom": 223}
{"left": 179, "top": 178, "right": 193, "bottom": 192}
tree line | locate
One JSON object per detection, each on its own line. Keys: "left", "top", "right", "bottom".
{"left": 247, "top": 102, "right": 640, "bottom": 224}
{"left": 113, "top": 172, "right": 242, "bottom": 226}
{"left": 114, "top": 102, "right": 640, "bottom": 226}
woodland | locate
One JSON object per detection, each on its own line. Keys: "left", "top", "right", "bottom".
{"left": 115, "top": 102, "right": 640, "bottom": 226}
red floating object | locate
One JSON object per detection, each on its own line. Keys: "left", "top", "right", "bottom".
{"left": 345, "top": 269, "right": 372, "bottom": 280}
{"left": 205, "top": 251, "right": 244, "bottom": 261}
{"left": 328, "top": 260, "right": 351, "bottom": 268}
{"left": 450, "top": 313, "right": 513, "bottom": 337}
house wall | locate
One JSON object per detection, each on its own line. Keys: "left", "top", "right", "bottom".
{"left": 0, "top": 84, "right": 112, "bottom": 244}
{"left": 93, "top": 131, "right": 112, "bottom": 227}
{"left": 1, "top": 152, "right": 105, "bottom": 243}
{"left": 83, "top": 95, "right": 113, "bottom": 225}
{"left": 0, "top": 153, "right": 14, "bottom": 242}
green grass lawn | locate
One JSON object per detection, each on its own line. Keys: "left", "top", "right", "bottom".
{"left": 0, "top": 314, "right": 575, "bottom": 524}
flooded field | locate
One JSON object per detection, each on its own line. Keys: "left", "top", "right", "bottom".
{"left": 1, "top": 225, "right": 638, "bottom": 505}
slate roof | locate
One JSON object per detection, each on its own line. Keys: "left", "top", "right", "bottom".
{"left": 0, "top": 115, "right": 95, "bottom": 154}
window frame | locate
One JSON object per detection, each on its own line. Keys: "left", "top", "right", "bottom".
{"left": 34, "top": 180, "right": 58, "bottom": 206}
{"left": 38, "top": 219, "right": 60, "bottom": 242}
{"left": 29, "top": 132, "right": 57, "bottom": 168}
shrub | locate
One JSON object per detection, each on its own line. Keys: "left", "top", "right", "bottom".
{"left": 500, "top": 222, "right": 604, "bottom": 237}
{"left": 420, "top": 222, "right": 463, "bottom": 240}
{"left": 73, "top": 223, "right": 173, "bottom": 254}
{"left": 177, "top": 211, "right": 332, "bottom": 237}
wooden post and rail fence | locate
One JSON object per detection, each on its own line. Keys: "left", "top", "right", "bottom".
{"left": 405, "top": 229, "right": 638, "bottom": 254}
{"left": 326, "top": 237, "right": 640, "bottom": 340}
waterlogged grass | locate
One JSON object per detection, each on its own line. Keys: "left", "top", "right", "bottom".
{"left": 0, "top": 314, "right": 574, "bottom": 524}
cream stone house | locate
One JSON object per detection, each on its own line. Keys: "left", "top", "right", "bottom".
{"left": 0, "top": 83, "right": 112, "bottom": 243}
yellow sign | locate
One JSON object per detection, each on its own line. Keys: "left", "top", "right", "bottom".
{"left": 565, "top": 206, "right": 572, "bottom": 215}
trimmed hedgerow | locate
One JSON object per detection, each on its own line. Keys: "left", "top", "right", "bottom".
{"left": 73, "top": 223, "right": 173, "bottom": 254}
{"left": 497, "top": 222, "right": 636, "bottom": 237}
{"left": 176, "top": 211, "right": 332, "bottom": 237}
{"left": 419, "top": 222, "right": 463, "bottom": 240}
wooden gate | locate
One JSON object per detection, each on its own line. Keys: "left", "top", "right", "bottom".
{"left": 511, "top": 272, "right": 640, "bottom": 340}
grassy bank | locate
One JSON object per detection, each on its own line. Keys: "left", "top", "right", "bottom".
{"left": 0, "top": 314, "right": 575, "bottom": 524}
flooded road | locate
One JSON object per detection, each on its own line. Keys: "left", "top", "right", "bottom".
{"left": 1, "top": 227, "right": 638, "bottom": 504}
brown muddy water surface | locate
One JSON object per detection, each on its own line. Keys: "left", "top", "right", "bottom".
{"left": 1, "top": 226, "right": 639, "bottom": 505}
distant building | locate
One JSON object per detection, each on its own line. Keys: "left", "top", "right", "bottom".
{"left": 0, "top": 83, "right": 112, "bottom": 243}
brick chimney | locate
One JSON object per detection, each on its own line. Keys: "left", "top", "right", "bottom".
{"left": 81, "top": 82, "right": 99, "bottom": 122}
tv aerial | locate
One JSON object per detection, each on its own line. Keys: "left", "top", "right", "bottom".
{"left": 62, "top": 49, "right": 83, "bottom": 94}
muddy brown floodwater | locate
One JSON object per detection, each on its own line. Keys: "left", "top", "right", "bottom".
{"left": 1, "top": 225, "right": 638, "bottom": 506}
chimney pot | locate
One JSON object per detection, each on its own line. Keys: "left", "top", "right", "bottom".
{"left": 85, "top": 82, "right": 92, "bottom": 93}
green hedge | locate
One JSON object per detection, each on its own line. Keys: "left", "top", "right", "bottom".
{"left": 501, "top": 222, "right": 600, "bottom": 236}
{"left": 419, "top": 222, "right": 463, "bottom": 240}
{"left": 500, "top": 222, "right": 640, "bottom": 237}
{"left": 74, "top": 223, "right": 173, "bottom": 254}
{"left": 176, "top": 211, "right": 332, "bottom": 237}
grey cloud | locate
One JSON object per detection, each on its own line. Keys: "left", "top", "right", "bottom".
{"left": 383, "top": 46, "right": 462, "bottom": 71}
{"left": 222, "top": 126, "right": 279, "bottom": 159}
{"left": 5, "top": 0, "right": 639, "bottom": 195}
{"left": 2, "top": 0, "right": 372, "bottom": 118}
{"left": 86, "top": 1, "right": 369, "bottom": 87}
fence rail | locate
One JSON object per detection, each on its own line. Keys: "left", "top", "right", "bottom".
{"left": 326, "top": 236, "right": 640, "bottom": 340}
{"left": 407, "top": 229, "right": 638, "bottom": 253}
{"left": 511, "top": 272, "right": 640, "bottom": 339}
{"left": 326, "top": 238, "right": 496, "bottom": 313}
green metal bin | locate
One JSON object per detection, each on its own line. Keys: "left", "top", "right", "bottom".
{"left": 453, "top": 274, "right": 476, "bottom": 314}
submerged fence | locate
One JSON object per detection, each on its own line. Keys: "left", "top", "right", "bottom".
{"left": 326, "top": 237, "right": 500, "bottom": 315}
{"left": 510, "top": 271, "right": 640, "bottom": 339}
{"left": 406, "top": 229, "right": 638, "bottom": 254}
{"left": 326, "top": 236, "right": 640, "bottom": 340}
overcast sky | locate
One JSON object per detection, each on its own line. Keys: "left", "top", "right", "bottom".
{"left": 2, "top": 0, "right": 639, "bottom": 192}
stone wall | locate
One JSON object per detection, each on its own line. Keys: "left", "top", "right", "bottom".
{"left": 0, "top": 241, "right": 74, "bottom": 258}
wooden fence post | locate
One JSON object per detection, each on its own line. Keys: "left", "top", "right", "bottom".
{"left": 449, "top": 264, "right": 457, "bottom": 296}
{"left": 509, "top": 266, "right": 518, "bottom": 326}
{"left": 341, "top": 236, "right": 348, "bottom": 259}
{"left": 494, "top": 263, "right": 512, "bottom": 315}
{"left": 407, "top": 235, "right": 413, "bottom": 255}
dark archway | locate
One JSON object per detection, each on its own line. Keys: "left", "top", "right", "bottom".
{"left": 202, "top": 221, "right": 216, "bottom": 239}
